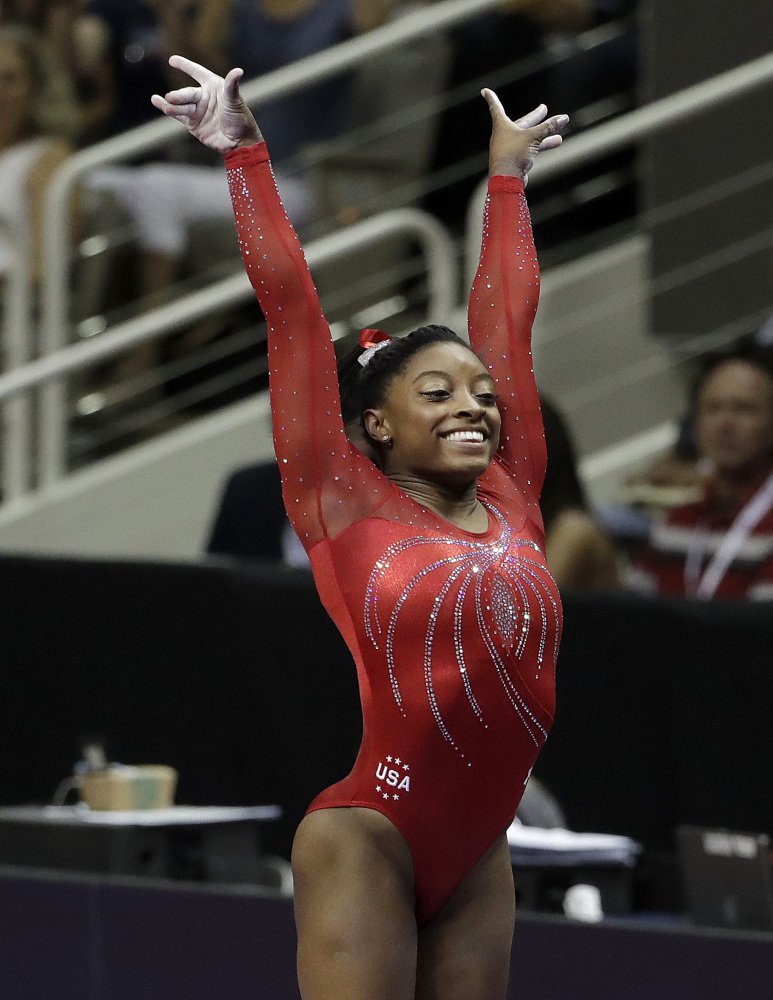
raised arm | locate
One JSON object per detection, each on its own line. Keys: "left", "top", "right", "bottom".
{"left": 152, "top": 58, "right": 375, "bottom": 549}
{"left": 468, "top": 90, "right": 567, "bottom": 500}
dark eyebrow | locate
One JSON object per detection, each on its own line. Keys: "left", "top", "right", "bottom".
{"left": 413, "top": 370, "right": 495, "bottom": 384}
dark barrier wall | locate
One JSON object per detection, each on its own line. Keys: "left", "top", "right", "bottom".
{"left": 1, "top": 555, "right": 772, "bottom": 858}
{"left": 0, "top": 557, "right": 361, "bottom": 860}
{"left": 2, "top": 868, "right": 773, "bottom": 1000}
{"left": 536, "top": 592, "right": 773, "bottom": 849}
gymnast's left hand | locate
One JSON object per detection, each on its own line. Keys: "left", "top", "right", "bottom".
{"left": 482, "top": 88, "right": 569, "bottom": 184}
{"left": 151, "top": 55, "right": 263, "bottom": 154}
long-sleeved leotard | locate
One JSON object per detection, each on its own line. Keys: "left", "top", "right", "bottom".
{"left": 226, "top": 143, "right": 562, "bottom": 925}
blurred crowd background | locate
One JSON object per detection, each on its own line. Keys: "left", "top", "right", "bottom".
{"left": 0, "top": 0, "right": 771, "bottom": 603}
{"left": 1, "top": 6, "right": 773, "bottom": 950}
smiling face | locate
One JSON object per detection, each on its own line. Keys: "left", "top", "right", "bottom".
{"left": 363, "top": 341, "right": 501, "bottom": 488}
{"left": 694, "top": 359, "right": 773, "bottom": 480}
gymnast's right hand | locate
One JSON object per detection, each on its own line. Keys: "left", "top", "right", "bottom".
{"left": 151, "top": 55, "right": 263, "bottom": 154}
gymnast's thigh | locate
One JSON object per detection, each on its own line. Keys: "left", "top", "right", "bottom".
{"left": 292, "top": 808, "right": 418, "bottom": 1000}
{"left": 415, "top": 834, "right": 515, "bottom": 1000}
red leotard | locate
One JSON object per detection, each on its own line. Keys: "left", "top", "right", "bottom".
{"left": 225, "top": 143, "right": 562, "bottom": 925}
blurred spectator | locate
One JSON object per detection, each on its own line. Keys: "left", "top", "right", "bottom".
{"left": 83, "top": 156, "right": 313, "bottom": 308}
{"left": 425, "top": 0, "right": 593, "bottom": 225}
{"left": 423, "top": 0, "right": 638, "bottom": 232}
{"left": 0, "top": 24, "right": 77, "bottom": 291}
{"left": 73, "top": 0, "right": 196, "bottom": 142}
{"left": 0, "top": 1, "right": 171, "bottom": 145}
{"left": 633, "top": 347, "right": 773, "bottom": 600}
{"left": 206, "top": 461, "right": 308, "bottom": 568}
{"left": 191, "top": 0, "right": 390, "bottom": 163}
{"left": 549, "top": 0, "right": 638, "bottom": 115}
{"left": 78, "top": 2, "right": 389, "bottom": 394}
{"left": 540, "top": 396, "right": 620, "bottom": 590}
{"left": 0, "top": 0, "right": 81, "bottom": 73}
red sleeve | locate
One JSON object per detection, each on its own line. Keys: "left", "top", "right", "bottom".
{"left": 225, "top": 143, "right": 388, "bottom": 549}
{"left": 468, "top": 176, "right": 546, "bottom": 504}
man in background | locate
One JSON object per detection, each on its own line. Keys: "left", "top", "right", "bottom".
{"left": 634, "top": 347, "right": 773, "bottom": 600}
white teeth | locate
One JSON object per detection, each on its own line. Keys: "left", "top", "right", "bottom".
{"left": 443, "top": 431, "right": 484, "bottom": 442}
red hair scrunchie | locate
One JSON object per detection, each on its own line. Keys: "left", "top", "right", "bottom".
{"left": 358, "top": 328, "right": 392, "bottom": 367}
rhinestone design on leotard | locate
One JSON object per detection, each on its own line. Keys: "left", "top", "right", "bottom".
{"left": 225, "top": 145, "right": 564, "bottom": 924}
{"left": 364, "top": 502, "right": 558, "bottom": 755}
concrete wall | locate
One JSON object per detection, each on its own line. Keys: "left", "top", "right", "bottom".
{"left": 533, "top": 233, "right": 685, "bottom": 457}
{"left": 0, "top": 395, "right": 274, "bottom": 561}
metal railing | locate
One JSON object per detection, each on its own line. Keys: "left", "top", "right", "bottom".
{"left": 465, "top": 50, "right": 773, "bottom": 283}
{"left": 456, "top": 50, "right": 773, "bottom": 449}
{"left": 1, "top": 220, "right": 33, "bottom": 502}
{"left": 37, "top": 0, "right": 504, "bottom": 484}
{"left": 34, "top": 0, "right": 636, "bottom": 489}
{"left": 0, "top": 207, "right": 457, "bottom": 503}
{"left": 5, "top": 23, "right": 772, "bottom": 505}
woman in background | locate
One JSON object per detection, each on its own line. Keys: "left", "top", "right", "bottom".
{"left": 0, "top": 25, "right": 77, "bottom": 290}
{"left": 540, "top": 395, "right": 620, "bottom": 589}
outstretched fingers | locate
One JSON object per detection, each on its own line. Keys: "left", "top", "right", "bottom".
{"left": 150, "top": 86, "right": 202, "bottom": 120}
{"left": 223, "top": 66, "right": 245, "bottom": 104}
{"left": 150, "top": 93, "right": 189, "bottom": 119}
{"left": 151, "top": 55, "right": 214, "bottom": 123}
{"left": 163, "top": 86, "right": 204, "bottom": 107}
{"left": 529, "top": 114, "right": 569, "bottom": 150}
{"left": 515, "top": 104, "right": 548, "bottom": 129}
{"left": 168, "top": 53, "right": 217, "bottom": 85}
{"left": 482, "top": 88, "right": 568, "bottom": 140}
{"left": 481, "top": 87, "right": 509, "bottom": 125}
{"left": 539, "top": 133, "right": 564, "bottom": 151}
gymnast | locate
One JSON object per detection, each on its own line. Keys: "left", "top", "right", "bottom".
{"left": 153, "top": 55, "right": 567, "bottom": 1000}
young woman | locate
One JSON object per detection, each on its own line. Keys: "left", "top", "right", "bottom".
{"left": 153, "top": 56, "right": 568, "bottom": 1000}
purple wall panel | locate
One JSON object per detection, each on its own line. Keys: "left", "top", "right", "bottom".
{"left": 2, "top": 871, "right": 773, "bottom": 1000}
